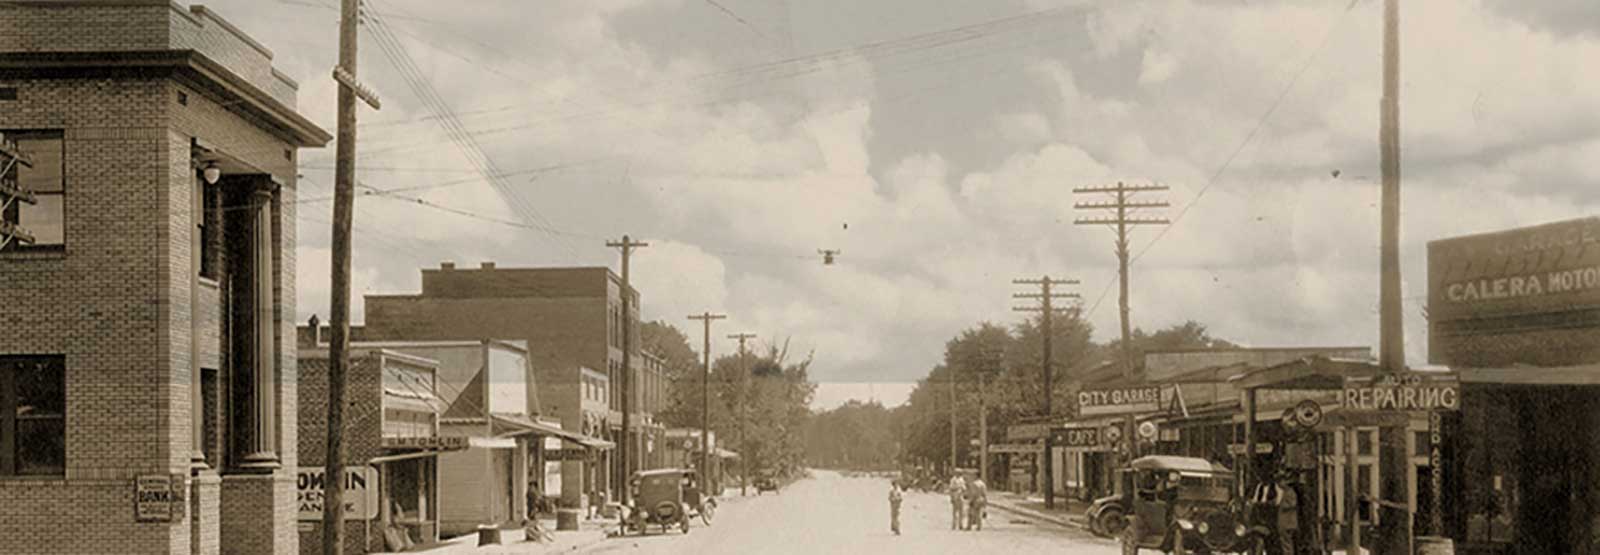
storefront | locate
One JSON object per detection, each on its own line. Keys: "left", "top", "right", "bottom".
{"left": 297, "top": 347, "right": 458, "bottom": 554}
{"left": 1430, "top": 217, "right": 1600, "bottom": 555}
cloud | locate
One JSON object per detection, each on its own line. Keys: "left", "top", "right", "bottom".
{"left": 182, "top": 0, "right": 1600, "bottom": 399}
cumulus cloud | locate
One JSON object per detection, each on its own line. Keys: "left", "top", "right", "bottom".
{"left": 190, "top": 0, "right": 1600, "bottom": 398}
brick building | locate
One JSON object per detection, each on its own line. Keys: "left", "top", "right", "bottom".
{"left": 0, "top": 2, "right": 329, "bottom": 554}
{"left": 297, "top": 347, "right": 457, "bottom": 554}
{"left": 358, "top": 263, "right": 669, "bottom": 504}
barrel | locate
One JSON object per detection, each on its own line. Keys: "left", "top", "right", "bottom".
{"left": 1415, "top": 536, "right": 1455, "bottom": 555}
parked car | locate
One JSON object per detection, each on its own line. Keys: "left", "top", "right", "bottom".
{"left": 1083, "top": 456, "right": 1260, "bottom": 553}
{"left": 625, "top": 468, "right": 716, "bottom": 535}
{"left": 754, "top": 476, "right": 780, "bottom": 494}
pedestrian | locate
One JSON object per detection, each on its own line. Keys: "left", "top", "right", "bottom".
{"left": 946, "top": 474, "right": 967, "bottom": 530}
{"left": 888, "top": 481, "right": 904, "bottom": 536}
{"left": 966, "top": 477, "right": 988, "bottom": 531}
{"left": 1250, "top": 473, "right": 1297, "bottom": 555}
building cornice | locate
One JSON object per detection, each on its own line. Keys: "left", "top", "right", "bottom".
{"left": 0, "top": 50, "right": 331, "bottom": 146}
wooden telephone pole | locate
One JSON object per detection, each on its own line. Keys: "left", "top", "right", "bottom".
{"left": 1073, "top": 182, "right": 1169, "bottom": 381}
{"left": 607, "top": 236, "right": 648, "bottom": 505}
{"left": 1013, "top": 276, "right": 1079, "bottom": 510}
{"left": 728, "top": 332, "right": 756, "bottom": 496}
{"left": 1377, "top": 0, "right": 1412, "bottom": 551}
{"left": 688, "top": 312, "right": 726, "bottom": 488}
{"left": 325, "top": 0, "right": 380, "bottom": 552}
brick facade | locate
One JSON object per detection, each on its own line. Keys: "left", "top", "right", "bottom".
{"left": 0, "top": 2, "right": 328, "bottom": 554}
{"left": 358, "top": 264, "right": 668, "bottom": 504}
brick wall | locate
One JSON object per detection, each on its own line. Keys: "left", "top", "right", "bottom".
{"left": 0, "top": 2, "right": 314, "bottom": 553}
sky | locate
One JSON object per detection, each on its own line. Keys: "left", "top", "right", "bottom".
{"left": 196, "top": 0, "right": 1600, "bottom": 410}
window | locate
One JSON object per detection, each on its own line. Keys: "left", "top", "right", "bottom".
{"left": 1, "top": 131, "right": 64, "bottom": 251}
{"left": 1, "top": 355, "right": 66, "bottom": 475}
{"left": 192, "top": 168, "right": 216, "bottom": 279}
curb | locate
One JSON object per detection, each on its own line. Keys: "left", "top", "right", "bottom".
{"left": 986, "top": 500, "right": 1088, "bottom": 530}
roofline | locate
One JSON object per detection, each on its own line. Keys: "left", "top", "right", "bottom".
{"left": 341, "top": 339, "right": 529, "bottom": 354}
{"left": 300, "top": 347, "right": 440, "bottom": 368}
{"left": 0, "top": 50, "right": 331, "bottom": 146}
{"left": 1145, "top": 346, "right": 1370, "bottom": 355}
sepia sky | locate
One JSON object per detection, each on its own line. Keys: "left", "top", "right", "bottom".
{"left": 201, "top": 0, "right": 1600, "bottom": 408}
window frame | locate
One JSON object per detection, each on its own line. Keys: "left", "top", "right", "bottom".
{"left": 1, "top": 130, "right": 65, "bottom": 252}
{"left": 0, "top": 354, "right": 66, "bottom": 476}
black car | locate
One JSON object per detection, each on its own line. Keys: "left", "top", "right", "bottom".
{"left": 753, "top": 477, "right": 780, "bottom": 494}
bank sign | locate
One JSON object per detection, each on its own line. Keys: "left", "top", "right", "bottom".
{"left": 297, "top": 467, "right": 379, "bottom": 521}
{"left": 1428, "top": 217, "right": 1600, "bottom": 322}
{"left": 1077, "top": 386, "right": 1162, "bottom": 416}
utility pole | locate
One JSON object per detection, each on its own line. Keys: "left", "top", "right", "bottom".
{"left": 1013, "top": 276, "right": 1079, "bottom": 510}
{"left": 688, "top": 312, "right": 726, "bottom": 490}
{"left": 728, "top": 332, "right": 756, "bottom": 496}
{"left": 1074, "top": 182, "right": 1169, "bottom": 381}
{"left": 607, "top": 236, "right": 648, "bottom": 505}
{"left": 325, "top": 0, "right": 380, "bottom": 552}
{"left": 1377, "top": 0, "right": 1411, "bottom": 551}
{"left": 978, "top": 373, "right": 988, "bottom": 485}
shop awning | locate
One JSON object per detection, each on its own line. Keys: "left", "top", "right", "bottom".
{"left": 491, "top": 413, "right": 613, "bottom": 450}
{"left": 1457, "top": 362, "right": 1600, "bottom": 386}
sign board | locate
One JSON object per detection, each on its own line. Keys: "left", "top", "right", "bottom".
{"left": 297, "top": 467, "right": 379, "bottom": 521}
{"left": 382, "top": 436, "right": 468, "bottom": 450}
{"left": 989, "top": 443, "right": 1043, "bottom": 454}
{"left": 1050, "top": 427, "right": 1111, "bottom": 452}
{"left": 1341, "top": 374, "right": 1460, "bottom": 412}
{"left": 1428, "top": 217, "right": 1600, "bottom": 323}
{"left": 1078, "top": 386, "right": 1162, "bottom": 416}
{"left": 1228, "top": 443, "right": 1274, "bottom": 455}
{"left": 135, "top": 474, "right": 180, "bottom": 522}
{"left": 1006, "top": 422, "right": 1051, "bottom": 441}
{"left": 544, "top": 461, "right": 562, "bottom": 496}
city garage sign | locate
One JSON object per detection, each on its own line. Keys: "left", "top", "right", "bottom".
{"left": 1077, "top": 386, "right": 1162, "bottom": 416}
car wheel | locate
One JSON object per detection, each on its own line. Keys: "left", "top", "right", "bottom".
{"left": 1096, "top": 506, "right": 1128, "bottom": 538}
{"left": 701, "top": 501, "right": 716, "bottom": 525}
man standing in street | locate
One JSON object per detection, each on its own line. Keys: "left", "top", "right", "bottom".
{"left": 966, "top": 477, "right": 988, "bottom": 531}
{"left": 947, "top": 473, "right": 967, "bottom": 530}
{"left": 889, "top": 481, "right": 904, "bottom": 536}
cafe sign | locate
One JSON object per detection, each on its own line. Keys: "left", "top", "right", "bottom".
{"left": 1078, "top": 386, "right": 1162, "bottom": 416}
{"left": 1051, "top": 427, "right": 1109, "bottom": 452}
{"left": 1341, "top": 374, "right": 1460, "bottom": 412}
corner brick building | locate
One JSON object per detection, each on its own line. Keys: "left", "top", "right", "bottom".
{"left": 0, "top": 2, "right": 329, "bottom": 554}
{"left": 358, "top": 263, "right": 669, "bottom": 506}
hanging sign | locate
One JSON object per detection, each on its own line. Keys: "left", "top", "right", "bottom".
{"left": 1051, "top": 427, "right": 1100, "bottom": 449}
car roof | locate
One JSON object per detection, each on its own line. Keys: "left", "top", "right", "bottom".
{"left": 1130, "top": 456, "right": 1231, "bottom": 474}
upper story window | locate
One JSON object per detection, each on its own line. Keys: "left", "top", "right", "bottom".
{"left": 1, "top": 355, "right": 66, "bottom": 476}
{"left": 1, "top": 131, "right": 64, "bottom": 252}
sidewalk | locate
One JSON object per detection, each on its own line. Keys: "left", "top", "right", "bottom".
{"left": 984, "top": 490, "right": 1092, "bottom": 530}
{"left": 385, "top": 516, "right": 611, "bottom": 554}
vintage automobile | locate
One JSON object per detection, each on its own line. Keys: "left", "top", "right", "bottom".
{"left": 753, "top": 475, "right": 780, "bottom": 494}
{"left": 625, "top": 468, "right": 717, "bottom": 535}
{"left": 1084, "top": 456, "right": 1260, "bottom": 554}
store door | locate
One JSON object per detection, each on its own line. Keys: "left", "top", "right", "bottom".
{"left": 1517, "top": 389, "right": 1594, "bottom": 555}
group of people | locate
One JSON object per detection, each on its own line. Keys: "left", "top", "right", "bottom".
{"left": 885, "top": 473, "right": 989, "bottom": 536}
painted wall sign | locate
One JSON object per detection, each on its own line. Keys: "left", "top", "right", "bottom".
{"left": 1077, "top": 386, "right": 1162, "bottom": 416}
{"left": 135, "top": 474, "right": 179, "bottom": 522}
{"left": 296, "top": 467, "right": 380, "bottom": 521}
{"left": 1428, "top": 217, "right": 1600, "bottom": 322}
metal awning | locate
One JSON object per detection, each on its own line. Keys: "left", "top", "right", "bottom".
{"left": 491, "top": 413, "right": 613, "bottom": 450}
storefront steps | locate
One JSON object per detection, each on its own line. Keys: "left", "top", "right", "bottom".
{"left": 983, "top": 491, "right": 1092, "bottom": 530}
{"left": 381, "top": 518, "right": 609, "bottom": 554}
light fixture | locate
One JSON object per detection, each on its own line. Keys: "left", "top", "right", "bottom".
{"left": 202, "top": 161, "right": 221, "bottom": 185}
